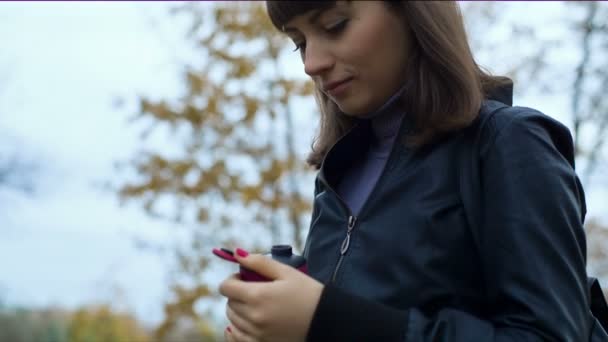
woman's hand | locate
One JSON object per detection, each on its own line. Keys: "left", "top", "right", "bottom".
{"left": 219, "top": 248, "right": 323, "bottom": 342}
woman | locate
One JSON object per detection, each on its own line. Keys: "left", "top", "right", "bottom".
{"left": 220, "top": 1, "right": 597, "bottom": 341}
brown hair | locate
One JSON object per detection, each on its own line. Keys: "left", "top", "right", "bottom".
{"left": 266, "top": 1, "right": 511, "bottom": 169}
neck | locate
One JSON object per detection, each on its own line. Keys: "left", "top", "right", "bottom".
{"left": 363, "top": 84, "right": 407, "bottom": 144}
{"left": 361, "top": 84, "right": 407, "bottom": 120}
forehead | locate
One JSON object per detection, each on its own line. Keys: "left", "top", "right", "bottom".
{"left": 269, "top": 1, "right": 343, "bottom": 31}
{"left": 282, "top": 2, "right": 350, "bottom": 32}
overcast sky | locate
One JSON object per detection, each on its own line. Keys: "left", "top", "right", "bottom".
{"left": 0, "top": 1, "right": 606, "bottom": 327}
{"left": 0, "top": 1, "right": 194, "bottom": 325}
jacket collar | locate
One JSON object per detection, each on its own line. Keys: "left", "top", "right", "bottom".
{"left": 318, "top": 85, "right": 408, "bottom": 188}
{"left": 318, "top": 79, "right": 516, "bottom": 187}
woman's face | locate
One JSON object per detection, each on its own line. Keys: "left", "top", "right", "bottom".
{"left": 283, "top": 1, "right": 410, "bottom": 116}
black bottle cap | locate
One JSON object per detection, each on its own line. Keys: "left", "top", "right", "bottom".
{"left": 271, "top": 245, "right": 292, "bottom": 257}
{"left": 267, "top": 244, "right": 306, "bottom": 268}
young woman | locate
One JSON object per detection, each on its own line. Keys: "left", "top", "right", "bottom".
{"left": 219, "top": 1, "right": 599, "bottom": 341}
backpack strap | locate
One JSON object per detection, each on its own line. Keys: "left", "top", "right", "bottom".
{"left": 458, "top": 100, "right": 508, "bottom": 250}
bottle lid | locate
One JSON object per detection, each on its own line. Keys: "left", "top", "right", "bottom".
{"left": 267, "top": 244, "right": 305, "bottom": 268}
{"left": 271, "top": 245, "right": 292, "bottom": 257}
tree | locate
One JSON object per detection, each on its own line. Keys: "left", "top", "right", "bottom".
{"left": 0, "top": 71, "right": 39, "bottom": 195}
{"left": 0, "top": 152, "right": 39, "bottom": 194}
{"left": 117, "top": 2, "right": 608, "bottom": 334}
{"left": 567, "top": 2, "right": 608, "bottom": 184}
{"left": 67, "top": 305, "right": 150, "bottom": 342}
{"left": 0, "top": 304, "right": 152, "bottom": 342}
{"left": 587, "top": 219, "right": 608, "bottom": 277}
{"left": 117, "top": 1, "right": 314, "bottom": 338}
{"left": 462, "top": 1, "right": 608, "bottom": 186}
{"left": 0, "top": 306, "right": 70, "bottom": 342}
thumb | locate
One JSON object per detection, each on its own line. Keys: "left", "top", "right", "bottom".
{"left": 234, "top": 248, "right": 292, "bottom": 280}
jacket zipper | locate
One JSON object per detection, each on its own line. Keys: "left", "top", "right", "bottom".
{"left": 318, "top": 114, "right": 406, "bottom": 284}
{"left": 323, "top": 138, "right": 402, "bottom": 283}
{"left": 316, "top": 174, "right": 355, "bottom": 283}
{"left": 331, "top": 215, "right": 357, "bottom": 282}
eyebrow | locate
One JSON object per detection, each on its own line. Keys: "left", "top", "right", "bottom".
{"left": 282, "top": 5, "right": 336, "bottom": 33}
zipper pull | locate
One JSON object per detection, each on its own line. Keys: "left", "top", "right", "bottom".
{"left": 347, "top": 215, "right": 357, "bottom": 231}
{"left": 340, "top": 216, "right": 357, "bottom": 255}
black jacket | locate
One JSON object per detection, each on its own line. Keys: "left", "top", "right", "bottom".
{"left": 304, "top": 90, "right": 593, "bottom": 341}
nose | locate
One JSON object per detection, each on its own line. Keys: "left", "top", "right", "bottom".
{"left": 303, "top": 41, "right": 334, "bottom": 77}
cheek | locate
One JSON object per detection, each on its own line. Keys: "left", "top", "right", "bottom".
{"left": 370, "top": 42, "right": 407, "bottom": 101}
{"left": 344, "top": 30, "right": 385, "bottom": 69}
{"left": 344, "top": 21, "right": 406, "bottom": 83}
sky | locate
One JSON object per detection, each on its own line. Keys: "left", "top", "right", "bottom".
{"left": 0, "top": 1, "right": 195, "bottom": 325}
{"left": 0, "top": 0, "right": 606, "bottom": 328}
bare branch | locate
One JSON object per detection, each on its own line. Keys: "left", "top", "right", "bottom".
{"left": 571, "top": 2, "right": 598, "bottom": 155}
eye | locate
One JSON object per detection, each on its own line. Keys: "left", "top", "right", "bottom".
{"left": 325, "top": 19, "right": 348, "bottom": 34}
{"left": 289, "top": 18, "right": 348, "bottom": 54}
{"left": 292, "top": 41, "right": 306, "bottom": 53}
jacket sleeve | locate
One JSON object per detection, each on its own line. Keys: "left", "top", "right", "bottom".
{"left": 306, "top": 110, "right": 591, "bottom": 341}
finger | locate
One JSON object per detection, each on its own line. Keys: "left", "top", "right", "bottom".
{"left": 224, "top": 326, "right": 234, "bottom": 342}
{"left": 226, "top": 301, "right": 258, "bottom": 336}
{"left": 234, "top": 248, "right": 293, "bottom": 280}
{"left": 227, "top": 298, "right": 254, "bottom": 320}
{"left": 219, "top": 273, "right": 250, "bottom": 302}
{"left": 229, "top": 324, "right": 257, "bottom": 342}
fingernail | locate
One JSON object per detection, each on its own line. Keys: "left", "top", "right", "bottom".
{"left": 235, "top": 248, "right": 249, "bottom": 258}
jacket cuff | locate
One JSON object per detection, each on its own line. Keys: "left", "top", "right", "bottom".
{"left": 307, "top": 284, "right": 409, "bottom": 341}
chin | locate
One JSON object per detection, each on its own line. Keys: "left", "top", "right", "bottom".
{"left": 336, "top": 101, "right": 373, "bottom": 117}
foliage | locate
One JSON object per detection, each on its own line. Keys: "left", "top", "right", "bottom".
{"left": 0, "top": 305, "right": 150, "bottom": 342}
{"left": 114, "top": 1, "right": 608, "bottom": 335}
{"left": 119, "top": 2, "right": 313, "bottom": 248}
{"left": 67, "top": 305, "right": 150, "bottom": 342}
{"left": 0, "top": 307, "right": 69, "bottom": 342}
{"left": 117, "top": 1, "right": 315, "bottom": 339}
{"left": 154, "top": 284, "right": 216, "bottom": 341}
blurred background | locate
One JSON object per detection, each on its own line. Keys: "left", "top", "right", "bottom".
{"left": 0, "top": 1, "right": 606, "bottom": 341}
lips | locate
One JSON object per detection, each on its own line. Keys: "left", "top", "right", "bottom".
{"left": 322, "top": 77, "right": 354, "bottom": 97}
{"left": 322, "top": 77, "right": 353, "bottom": 93}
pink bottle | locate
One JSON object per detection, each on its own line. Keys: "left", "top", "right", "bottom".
{"left": 212, "top": 245, "right": 308, "bottom": 281}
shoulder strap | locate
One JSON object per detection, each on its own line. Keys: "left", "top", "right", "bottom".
{"left": 458, "top": 102, "right": 608, "bottom": 339}
{"left": 458, "top": 100, "right": 508, "bottom": 249}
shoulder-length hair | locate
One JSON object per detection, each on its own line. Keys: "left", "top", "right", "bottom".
{"left": 266, "top": 1, "right": 511, "bottom": 169}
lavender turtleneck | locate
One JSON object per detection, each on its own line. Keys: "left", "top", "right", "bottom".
{"left": 335, "top": 87, "right": 406, "bottom": 215}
